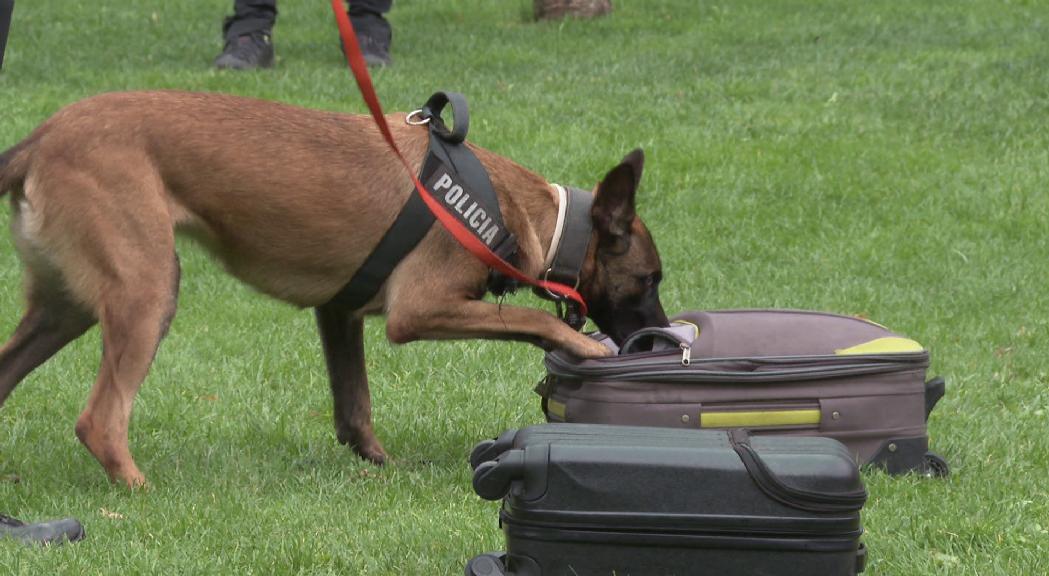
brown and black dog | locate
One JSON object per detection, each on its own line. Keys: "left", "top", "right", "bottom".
{"left": 0, "top": 91, "right": 668, "bottom": 487}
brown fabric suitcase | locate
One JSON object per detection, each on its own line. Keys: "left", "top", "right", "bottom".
{"left": 539, "top": 309, "right": 948, "bottom": 476}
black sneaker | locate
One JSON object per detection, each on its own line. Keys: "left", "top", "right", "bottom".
{"left": 349, "top": 12, "right": 392, "bottom": 67}
{"left": 214, "top": 32, "right": 274, "bottom": 70}
{"left": 0, "top": 514, "right": 85, "bottom": 546}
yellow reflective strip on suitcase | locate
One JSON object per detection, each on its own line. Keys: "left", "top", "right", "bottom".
{"left": 672, "top": 319, "right": 700, "bottom": 339}
{"left": 547, "top": 399, "right": 567, "bottom": 420}
{"left": 700, "top": 409, "right": 821, "bottom": 428}
{"left": 834, "top": 336, "right": 924, "bottom": 355}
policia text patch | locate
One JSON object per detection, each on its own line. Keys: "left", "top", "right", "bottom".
{"left": 426, "top": 167, "right": 509, "bottom": 249}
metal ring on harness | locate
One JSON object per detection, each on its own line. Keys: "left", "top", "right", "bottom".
{"left": 542, "top": 268, "right": 580, "bottom": 300}
{"left": 405, "top": 109, "right": 431, "bottom": 125}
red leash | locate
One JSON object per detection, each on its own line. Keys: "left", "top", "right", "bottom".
{"left": 330, "top": 0, "right": 587, "bottom": 316}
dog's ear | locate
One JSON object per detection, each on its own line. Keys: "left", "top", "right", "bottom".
{"left": 592, "top": 148, "right": 644, "bottom": 243}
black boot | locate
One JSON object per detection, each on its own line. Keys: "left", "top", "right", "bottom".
{"left": 214, "top": 31, "right": 275, "bottom": 70}
{"left": 0, "top": 514, "right": 85, "bottom": 546}
{"left": 349, "top": 11, "right": 392, "bottom": 67}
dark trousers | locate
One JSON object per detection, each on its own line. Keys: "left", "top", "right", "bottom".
{"left": 0, "top": 0, "right": 13, "bottom": 70}
{"left": 225, "top": 0, "right": 392, "bottom": 40}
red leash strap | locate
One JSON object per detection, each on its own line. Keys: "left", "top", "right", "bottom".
{"left": 330, "top": 0, "right": 587, "bottom": 315}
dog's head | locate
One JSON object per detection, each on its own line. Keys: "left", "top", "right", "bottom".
{"left": 580, "top": 149, "right": 669, "bottom": 345}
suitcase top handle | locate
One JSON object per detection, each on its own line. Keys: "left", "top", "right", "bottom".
{"left": 618, "top": 321, "right": 698, "bottom": 355}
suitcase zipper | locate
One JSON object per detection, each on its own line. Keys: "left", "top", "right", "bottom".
{"left": 728, "top": 429, "right": 867, "bottom": 514}
{"left": 546, "top": 354, "right": 927, "bottom": 383}
{"left": 500, "top": 509, "right": 863, "bottom": 539}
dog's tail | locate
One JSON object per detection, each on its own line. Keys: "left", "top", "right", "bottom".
{"left": 0, "top": 135, "right": 34, "bottom": 197}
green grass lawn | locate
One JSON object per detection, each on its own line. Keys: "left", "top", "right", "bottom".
{"left": 2, "top": 0, "right": 1048, "bottom": 573}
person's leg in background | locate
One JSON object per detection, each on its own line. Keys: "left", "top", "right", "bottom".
{"left": 214, "top": 0, "right": 394, "bottom": 70}
{"left": 0, "top": 0, "right": 14, "bottom": 70}
{"left": 214, "top": 0, "right": 277, "bottom": 70}
{"left": 349, "top": 0, "right": 393, "bottom": 67}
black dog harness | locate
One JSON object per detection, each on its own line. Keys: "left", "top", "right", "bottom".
{"left": 328, "top": 92, "right": 592, "bottom": 329}
{"left": 329, "top": 92, "right": 517, "bottom": 310}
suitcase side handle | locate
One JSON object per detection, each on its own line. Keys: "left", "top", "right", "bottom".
{"left": 924, "top": 376, "right": 945, "bottom": 421}
{"left": 729, "top": 429, "right": 868, "bottom": 513}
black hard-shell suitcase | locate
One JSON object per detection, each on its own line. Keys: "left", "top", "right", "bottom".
{"left": 468, "top": 424, "right": 868, "bottom": 576}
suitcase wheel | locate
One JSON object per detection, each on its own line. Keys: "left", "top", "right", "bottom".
{"left": 465, "top": 552, "right": 509, "bottom": 576}
{"left": 469, "top": 439, "right": 497, "bottom": 470}
{"left": 923, "top": 451, "right": 950, "bottom": 478}
{"left": 470, "top": 429, "right": 521, "bottom": 470}
{"left": 472, "top": 450, "right": 526, "bottom": 501}
{"left": 855, "top": 542, "right": 867, "bottom": 573}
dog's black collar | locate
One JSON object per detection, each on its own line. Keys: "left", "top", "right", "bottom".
{"left": 541, "top": 184, "right": 593, "bottom": 292}
{"left": 532, "top": 184, "right": 593, "bottom": 330}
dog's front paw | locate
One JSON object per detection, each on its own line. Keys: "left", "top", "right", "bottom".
{"left": 338, "top": 425, "right": 389, "bottom": 465}
{"left": 354, "top": 442, "right": 388, "bottom": 466}
{"left": 568, "top": 336, "right": 615, "bottom": 359}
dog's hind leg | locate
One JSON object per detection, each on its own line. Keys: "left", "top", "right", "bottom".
{"left": 19, "top": 155, "right": 182, "bottom": 487}
{"left": 314, "top": 303, "right": 386, "bottom": 465}
{"left": 0, "top": 284, "right": 96, "bottom": 408}
{"left": 72, "top": 251, "right": 179, "bottom": 488}
{"left": 1, "top": 197, "right": 98, "bottom": 407}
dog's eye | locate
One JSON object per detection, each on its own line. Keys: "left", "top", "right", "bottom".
{"left": 641, "top": 272, "right": 662, "bottom": 288}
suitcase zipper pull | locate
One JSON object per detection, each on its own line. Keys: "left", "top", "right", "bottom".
{"left": 680, "top": 343, "right": 691, "bottom": 366}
